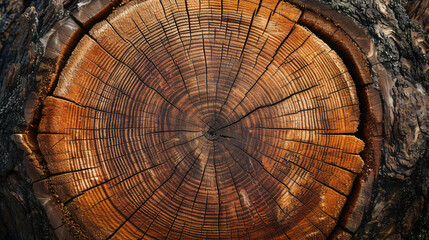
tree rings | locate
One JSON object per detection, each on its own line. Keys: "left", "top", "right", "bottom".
{"left": 27, "top": 0, "right": 382, "bottom": 239}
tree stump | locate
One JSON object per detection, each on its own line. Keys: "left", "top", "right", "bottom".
{"left": 22, "top": 0, "right": 384, "bottom": 238}
{"left": 0, "top": 0, "right": 427, "bottom": 239}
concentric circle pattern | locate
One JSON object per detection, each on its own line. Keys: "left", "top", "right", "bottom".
{"left": 37, "top": 0, "right": 365, "bottom": 239}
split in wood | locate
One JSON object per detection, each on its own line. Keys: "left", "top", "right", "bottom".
{"left": 19, "top": 0, "right": 383, "bottom": 239}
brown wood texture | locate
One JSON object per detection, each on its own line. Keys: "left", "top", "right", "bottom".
{"left": 406, "top": 0, "right": 429, "bottom": 30}
{"left": 36, "top": 0, "right": 365, "bottom": 239}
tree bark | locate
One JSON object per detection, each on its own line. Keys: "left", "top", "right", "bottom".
{"left": 0, "top": 0, "right": 428, "bottom": 239}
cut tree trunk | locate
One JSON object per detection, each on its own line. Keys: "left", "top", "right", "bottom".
{"left": 35, "top": 1, "right": 369, "bottom": 238}
{"left": 0, "top": 0, "right": 428, "bottom": 239}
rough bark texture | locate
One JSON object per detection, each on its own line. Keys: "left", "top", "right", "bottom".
{"left": 0, "top": 0, "right": 428, "bottom": 239}
{"left": 0, "top": 0, "right": 56, "bottom": 239}
{"left": 317, "top": 0, "right": 429, "bottom": 239}
{"left": 407, "top": 0, "right": 429, "bottom": 30}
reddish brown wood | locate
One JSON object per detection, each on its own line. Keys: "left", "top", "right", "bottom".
{"left": 22, "top": 0, "right": 383, "bottom": 239}
{"left": 292, "top": 3, "right": 383, "bottom": 236}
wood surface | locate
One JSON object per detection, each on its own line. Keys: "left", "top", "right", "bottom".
{"left": 37, "top": 0, "right": 365, "bottom": 239}
{"left": 406, "top": 0, "right": 429, "bottom": 30}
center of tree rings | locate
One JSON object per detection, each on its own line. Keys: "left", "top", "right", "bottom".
{"left": 204, "top": 127, "right": 220, "bottom": 141}
{"left": 36, "top": 0, "right": 369, "bottom": 239}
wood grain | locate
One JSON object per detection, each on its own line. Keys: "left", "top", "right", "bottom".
{"left": 37, "top": 0, "right": 365, "bottom": 239}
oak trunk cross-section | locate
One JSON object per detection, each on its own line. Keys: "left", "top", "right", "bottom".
{"left": 37, "top": 0, "right": 365, "bottom": 239}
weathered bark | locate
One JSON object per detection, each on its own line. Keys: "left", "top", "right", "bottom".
{"left": 407, "top": 0, "right": 429, "bottom": 30}
{"left": 317, "top": 0, "right": 429, "bottom": 239}
{"left": 0, "top": 0, "right": 428, "bottom": 239}
{"left": 0, "top": 0, "right": 55, "bottom": 239}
